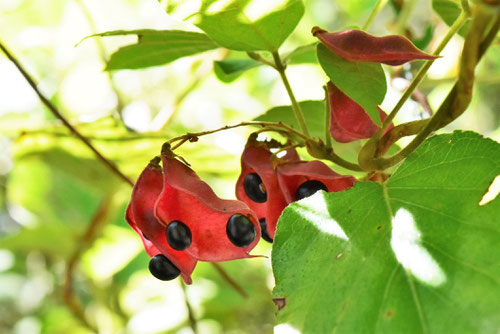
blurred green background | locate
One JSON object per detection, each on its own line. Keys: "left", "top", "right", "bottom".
{"left": 0, "top": 0, "right": 498, "bottom": 333}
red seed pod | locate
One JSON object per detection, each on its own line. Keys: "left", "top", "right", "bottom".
{"left": 125, "top": 159, "right": 197, "bottom": 284}
{"left": 277, "top": 160, "right": 356, "bottom": 203}
{"left": 328, "top": 82, "right": 391, "bottom": 142}
{"left": 235, "top": 137, "right": 300, "bottom": 240}
{"left": 155, "top": 146, "right": 261, "bottom": 262}
{"left": 312, "top": 27, "right": 438, "bottom": 66}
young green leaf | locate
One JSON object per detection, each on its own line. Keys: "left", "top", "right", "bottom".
{"left": 85, "top": 30, "right": 220, "bottom": 70}
{"left": 317, "top": 44, "right": 386, "bottom": 125}
{"left": 313, "top": 27, "right": 437, "bottom": 65}
{"left": 193, "top": 0, "right": 305, "bottom": 51}
{"left": 272, "top": 131, "right": 500, "bottom": 333}
{"left": 284, "top": 43, "right": 318, "bottom": 65}
{"left": 213, "top": 59, "right": 261, "bottom": 83}
{"left": 253, "top": 100, "right": 325, "bottom": 139}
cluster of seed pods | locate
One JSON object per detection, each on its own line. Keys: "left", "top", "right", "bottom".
{"left": 235, "top": 135, "right": 356, "bottom": 241}
{"left": 126, "top": 137, "right": 356, "bottom": 283}
{"left": 125, "top": 145, "right": 260, "bottom": 284}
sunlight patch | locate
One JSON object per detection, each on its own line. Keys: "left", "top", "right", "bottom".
{"left": 244, "top": 0, "right": 289, "bottom": 21}
{"left": 205, "top": 0, "right": 233, "bottom": 14}
{"left": 274, "top": 323, "right": 301, "bottom": 334}
{"left": 479, "top": 175, "right": 500, "bottom": 206}
{"left": 391, "top": 208, "right": 446, "bottom": 287}
{"left": 294, "top": 192, "right": 349, "bottom": 241}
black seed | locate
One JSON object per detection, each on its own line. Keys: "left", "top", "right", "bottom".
{"left": 142, "top": 232, "right": 150, "bottom": 240}
{"left": 166, "top": 221, "right": 192, "bottom": 250}
{"left": 259, "top": 218, "right": 273, "bottom": 243}
{"left": 226, "top": 214, "right": 256, "bottom": 247}
{"left": 295, "top": 180, "right": 328, "bottom": 201}
{"left": 243, "top": 173, "right": 267, "bottom": 203}
{"left": 148, "top": 254, "right": 180, "bottom": 281}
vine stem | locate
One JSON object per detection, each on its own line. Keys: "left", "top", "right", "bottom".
{"left": 323, "top": 86, "right": 332, "bottom": 149}
{"left": 362, "top": 0, "right": 389, "bottom": 30}
{"left": 0, "top": 39, "right": 135, "bottom": 187}
{"left": 167, "top": 121, "right": 363, "bottom": 172}
{"left": 271, "top": 51, "right": 311, "bottom": 137}
{"left": 168, "top": 121, "right": 309, "bottom": 145}
{"left": 379, "top": 10, "right": 469, "bottom": 134}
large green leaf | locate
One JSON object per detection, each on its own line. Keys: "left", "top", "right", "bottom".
{"left": 85, "top": 29, "right": 220, "bottom": 70}
{"left": 253, "top": 100, "right": 325, "bottom": 139}
{"left": 317, "top": 43, "right": 386, "bottom": 125}
{"left": 194, "top": 0, "right": 305, "bottom": 51}
{"left": 272, "top": 131, "right": 500, "bottom": 333}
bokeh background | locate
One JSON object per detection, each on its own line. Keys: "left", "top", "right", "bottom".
{"left": 0, "top": 0, "right": 498, "bottom": 333}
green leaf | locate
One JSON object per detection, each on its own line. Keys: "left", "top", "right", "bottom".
{"left": 213, "top": 58, "right": 261, "bottom": 83}
{"left": 253, "top": 100, "right": 325, "bottom": 139}
{"left": 284, "top": 43, "right": 318, "bottom": 65}
{"left": 88, "top": 29, "right": 220, "bottom": 70}
{"left": 432, "top": 0, "right": 470, "bottom": 37}
{"left": 272, "top": 131, "right": 500, "bottom": 333}
{"left": 194, "top": 0, "right": 305, "bottom": 51}
{"left": 316, "top": 43, "right": 386, "bottom": 125}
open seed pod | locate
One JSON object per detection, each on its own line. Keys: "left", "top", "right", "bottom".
{"left": 155, "top": 146, "right": 261, "bottom": 262}
{"left": 277, "top": 160, "right": 356, "bottom": 203}
{"left": 126, "top": 158, "right": 197, "bottom": 284}
{"left": 235, "top": 136, "right": 300, "bottom": 241}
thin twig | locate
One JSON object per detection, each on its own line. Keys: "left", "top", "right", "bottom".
{"left": 0, "top": 40, "right": 134, "bottom": 186}
{"left": 362, "top": 0, "right": 389, "bottom": 30}
{"left": 64, "top": 196, "right": 113, "bottom": 332}
{"left": 271, "top": 51, "right": 310, "bottom": 137}
{"left": 211, "top": 262, "right": 248, "bottom": 299}
{"left": 179, "top": 280, "right": 198, "bottom": 334}
{"left": 166, "top": 121, "right": 363, "bottom": 171}
{"left": 396, "top": 0, "right": 418, "bottom": 34}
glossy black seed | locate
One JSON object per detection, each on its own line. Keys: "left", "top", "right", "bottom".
{"left": 226, "top": 214, "right": 256, "bottom": 247}
{"left": 142, "top": 232, "right": 150, "bottom": 240}
{"left": 259, "top": 218, "right": 273, "bottom": 243}
{"left": 243, "top": 173, "right": 267, "bottom": 203}
{"left": 166, "top": 221, "right": 192, "bottom": 250}
{"left": 295, "top": 180, "right": 328, "bottom": 201}
{"left": 148, "top": 254, "right": 180, "bottom": 281}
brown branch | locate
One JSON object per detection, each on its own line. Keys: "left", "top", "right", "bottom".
{"left": 211, "top": 262, "right": 248, "bottom": 299}
{"left": 63, "top": 196, "right": 113, "bottom": 332}
{"left": 0, "top": 40, "right": 134, "bottom": 186}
